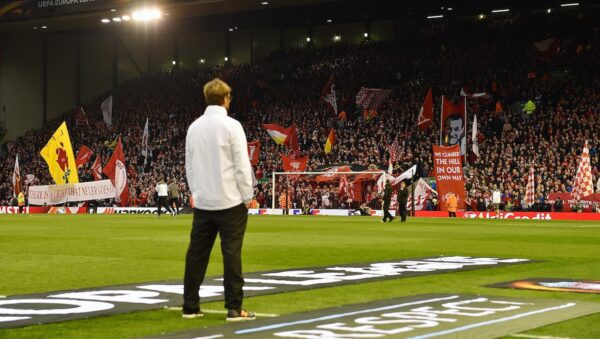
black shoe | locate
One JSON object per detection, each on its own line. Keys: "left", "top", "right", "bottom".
{"left": 389, "top": 217, "right": 394, "bottom": 222}
{"left": 226, "top": 309, "right": 256, "bottom": 321}
{"left": 182, "top": 310, "right": 204, "bottom": 319}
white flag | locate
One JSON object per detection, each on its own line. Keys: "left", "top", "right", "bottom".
{"left": 101, "top": 95, "right": 113, "bottom": 126}
{"left": 12, "top": 155, "right": 20, "bottom": 197}
{"left": 251, "top": 167, "right": 258, "bottom": 188}
{"left": 472, "top": 114, "right": 479, "bottom": 157}
{"left": 141, "top": 118, "right": 149, "bottom": 165}
{"left": 24, "top": 174, "right": 36, "bottom": 185}
{"left": 393, "top": 164, "right": 417, "bottom": 185}
{"left": 377, "top": 172, "right": 394, "bottom": 194}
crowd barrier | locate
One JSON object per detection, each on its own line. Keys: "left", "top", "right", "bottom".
{"left": 2, "top": 206, "right": 600, "bottom": 221}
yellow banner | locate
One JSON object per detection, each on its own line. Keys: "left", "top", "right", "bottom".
{"left": 40, "top": 122, "right": 79, "bottom": 184}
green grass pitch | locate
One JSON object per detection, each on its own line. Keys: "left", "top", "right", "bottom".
{"left": 0, "top": 214, "right": 599, "bottom": 338}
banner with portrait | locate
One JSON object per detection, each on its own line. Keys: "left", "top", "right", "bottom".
{"left": 440, "top": 96, "right": 466, "bottom": 155}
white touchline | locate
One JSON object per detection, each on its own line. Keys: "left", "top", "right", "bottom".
{"left": 407, "top": 302, "right": 576, "bottom": 339}
{"left": 511, "top": 334, "right": 575, "bottom": 339}
{"left": 192, "top": 335, "right": 223, "bottom": 339}
{"left": 235, "top": 295, "right": 460, "bottom": 334}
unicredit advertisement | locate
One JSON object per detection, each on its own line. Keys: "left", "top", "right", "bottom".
{"left": 416, "top": 211, "right": 600, "bottom": 221}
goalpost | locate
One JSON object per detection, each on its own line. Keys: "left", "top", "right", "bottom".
{"left": 271, "top": 171, "right": 384, "bottom": 210}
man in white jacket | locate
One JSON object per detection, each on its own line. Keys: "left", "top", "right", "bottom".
{"left": 183, "top": 78, "right": 255, "bottom": 321}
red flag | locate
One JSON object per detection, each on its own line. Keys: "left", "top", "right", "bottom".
{"left": 285, "top": 124, "right": 300, "bottom": 157}
{"left": 320, "top": 74, "right": 338, "bottom": 115}
{"left": 572, "top": 140, "right": 594, "bottom": 201}
{"left": 91, "top": 155, "right": 103, "bottom": 181}
{"left": 418, "top": 88, "right": 433, "bottom": 131}
{"left": 281, "top": 154, "right": 308, "bottom": 172}
{"left": 356, "top": 87, "right": 392, "bottom": 110}
{"left": 102, "top": 138, "right": 129, "bottom": 206}
{"left": 75, "top": 145, "right": 94, "bottom": 168}
{"left": 74, "top": 107, "right": 89, "bottom": 127}
{"left": 387, "top": 138, "right": 401, "bottom": 173}
{"left": 12, "top": 155, "right": 20, "bottom": 197}
{"left": 339, "top": 175, "right": 355, "bottom": 201}
{"left": 525, "top": 166, "right": 535, "bottom": 206}
{"left": 247, "top": 140, "right": 261, "bottom": 166}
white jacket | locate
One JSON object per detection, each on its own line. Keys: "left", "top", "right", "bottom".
{"left": 185, "top": 105, "right": 253, "bottom": 210}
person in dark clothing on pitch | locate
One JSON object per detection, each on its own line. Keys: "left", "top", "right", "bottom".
{"left": 382, "top": 180, "right": 394, "bottom": 222}
{"left": 397, "top": 180, "right": 409, "bottom": 222}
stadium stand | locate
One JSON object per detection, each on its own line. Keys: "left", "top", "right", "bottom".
{"left": 0, "top": 11, "right": 598, "bottom": 212}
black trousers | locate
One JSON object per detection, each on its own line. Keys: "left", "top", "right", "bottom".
{"left": 448, "top": 211, "right": 456, "bottom": 218}
{"left": 399, "top": 202, "right": 407, "bottom": 222}
{"left": 383, "top": 203, "right": 393, "bottom": 221}
{"left": 183, "top": 203, "right": 248, "bottom": 313}
{"left": 169, "top": 198, "right": 180, "bottom": 213}
{"left": 157, "top": 196, "right": 173, "bottom": 216}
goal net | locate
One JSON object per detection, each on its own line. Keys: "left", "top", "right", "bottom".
{"left": 269, "top": 169, "right": 436, "bottom": 216}
{"left": 271, "top": 170, "right": 389, "bottom": 215}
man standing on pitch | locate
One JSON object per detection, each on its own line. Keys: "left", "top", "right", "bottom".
{"left": 168, "top": 178, "right": 180, "bottom": 215}
{"left": 382, "top": 179, "right": 394, "bottom": 222}
{"left": 397, "top": 181, "right": 409, "bottom": 222}
{"left": 183, "top": 78, "right": 255, "bottom": 321}
{"left": 155, "top": 177, "right": 173, "bottom": 217}
{"left": 492, "top": 185, "right": 502, "bottom": 218}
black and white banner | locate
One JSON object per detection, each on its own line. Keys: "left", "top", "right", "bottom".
{"left": 0, "top": 256, "right": 532, "bottom": 328}
{"left": 149, "top": 294, "right": 600, "bottom": 339}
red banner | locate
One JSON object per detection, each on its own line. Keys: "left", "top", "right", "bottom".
{"left": 75, "top": 145, "right": 94, "bottom": 168}
{"left": 281, "top": 154, "right": 308, "bottom": 172}
{"left": 247, "top": 140, "right": 260, "bottom": 166}
{"left": 547, "top": 193, "right": 600, "bottom": 212}
{"left": 432, "top": 145, "right": 466, "bottom": 211}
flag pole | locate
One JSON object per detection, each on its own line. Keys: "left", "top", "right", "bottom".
{"left": 272, "top": 172, "right": 276, "bottom": 209}
{"left": 464, "top": 96, "right": 468, "bottom": 165}
{"left": 439, "top": 95, "right": 444, "bottom": 145}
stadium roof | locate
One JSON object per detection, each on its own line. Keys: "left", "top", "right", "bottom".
{"left": 0, "top": 0, "right": 596, "bottom": 35}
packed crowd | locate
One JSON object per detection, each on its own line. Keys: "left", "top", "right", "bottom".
{"left": 0, "top": 11, "right": 598, "bottom": 211}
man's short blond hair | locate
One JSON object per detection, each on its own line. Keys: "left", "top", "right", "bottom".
{"left": 203, "top": 78, "right": 231, "bottom": 106}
